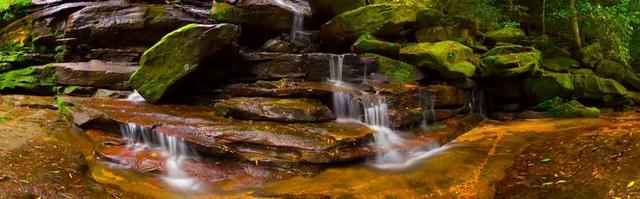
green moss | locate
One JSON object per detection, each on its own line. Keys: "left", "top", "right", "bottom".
{"left": 400, "top": 41, "right": 475, "bottom": 79}
{"left": 480, "top": 51, "right": 541, "bottom": 78}
{"left": 524, "top": 72, "right": 575, "bottom": 101}
{"left": 0, "top": 66, "right": 55, "bottom": 91}
{"left": 485, "top": 28, "right": 526, "bottom": 43}
{"left": 363, "top": 53, "right": 418, "bottom": 83}
{"left": 0, "top": 51, "right": 24, "bottom": 63}
{"left": 535, "top": 97, "right": 564, "bottom": 111}
{"left": 211, "top": 2, "right": 234, "bottom": 22}
{"left": 54, "top": 45, "right": 67, "bottom": 62}
{"left": 547, "top": 100, "right": 600, "bottom": 118}
{"left": 542, "top": 57, "right": 581, "bottom": 72}
{"left": 144, "top": 4, "right": 166, "bottom": 22}
{"left": 0, "top": 0, "right": 30, "bottom": 23}
{"left": 351, "top": 33, "right": 400, "bottom": 57}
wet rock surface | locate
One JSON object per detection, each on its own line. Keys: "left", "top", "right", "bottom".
{"left": 62, "top": 96, "right": 375, "bottom": 163}
{"left": 214, "top": 97, "right": 336, "bottom": 122}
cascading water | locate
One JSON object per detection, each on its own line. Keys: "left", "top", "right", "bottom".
{"left": 274, "top": 0, "right": 305, "bottom": 42}
{"left": 329, "top": 54, "right": 362, "bottom": 122}
{"left": 329, "top": 54, "right": 345, "bottom": 84}
{"left": 420, "top": 91, "right": 437, "bottom": 128}
{"left": 119, "top": 123, "right": 201, "bottom": 191}
{"left": 126, "top": 90, "right": 146, "bottom": 103}
{"left": 469, "top": 89, "right": 487, "bottom": 120}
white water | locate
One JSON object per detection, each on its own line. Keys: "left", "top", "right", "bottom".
{"left": 274, "top": 0, "right": 305, "bottom": 42}
{"left": 469, "top": 89, "right": 487, "bottom": 120}
{"left": 328, "top": 56, "right": 442, "bottom": 170}
{"left": 119, "top": 123, "right": 201, "bottom": 191}
{"left": 420, "top": 91, "right": 437, "bottom": 128}
{"left": 126, "top": 90, "right": 146, "bottom": 103}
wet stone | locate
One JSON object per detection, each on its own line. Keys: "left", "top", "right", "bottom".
{"left": 214, "top": 97, "right": 336, "bottom": 122}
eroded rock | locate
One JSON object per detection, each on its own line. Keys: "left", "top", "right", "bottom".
{"left": 214, "top": 97, "right": 336, "bottom": 122}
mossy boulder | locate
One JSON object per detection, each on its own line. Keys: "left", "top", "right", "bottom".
{"left": 484, "top": 28, "right": 526, "bottom": 44}
{"left": 542, "top": 57, "right": 581, "bottom": 72}
{"left": 318, "top": 4, "right": 426, "bottom": 48}
{"left": 400, "top": 41, "right": 476, "bottom": 79}
{"left": 575, "top": 42, "right": 604, "bottom": 68}
{"left": 214, "top": 97, "right": 336, "bottom": 122}
{"left": 548, "top": 100, "right": 601, "bottom": 118}
{"left": 211, "top": 0, "right": 311, "bottom": 32}
{"left": 595, "top": 59, "right": 626, "bottom": 82}
{"left": 362, "top": 53, "right": 422, "bottom": 83}
{"left": 351, "top": 33, "right": 400, "bottom": 57}
{"left": 415, "top": 26, "right": 475, "bottom": 46}
{"left": 483, "top": 44, "right": 535, "bottom": 56}
{"left": 129, "top": 23, "right": 240, "bottom": 103}
{"left": 535, "top": 98, "right": 600, "bottom": 118}
{"left": 524, "top": 72, "right": 628, "bottom": 104}
{"left": 480, "top": 50, "right": 541, "bottom": 78}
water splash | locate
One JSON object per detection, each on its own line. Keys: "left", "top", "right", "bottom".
{"left": 126, "top": 90, "right": 146, "bottom": 103}
{"left": 361, "top": 94, "right": 441, "bottom": 170}
{"left": 329, "top": 54, "right": 345, "bottom": 83}
{"left": 119, "top": 123, "right": 201, "bottom": 191}
{"left": 333, "top": 92, "right": 362, "bottom": 123}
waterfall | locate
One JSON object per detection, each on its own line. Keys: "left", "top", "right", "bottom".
{"left": 469, "top": 89, "right": 487, "bottom": 119}
{"left": 420, "top": 91, "right": 437, "bottom": 128}
{"left": 126, "top": 90, "right": 146, "bottom": 103}
{"left": 361, "top": 94, "right": 442, "bottom": 170}
{"left": 329, "top": 54, "right": 362, "bottom": 122}
{"left": 119, "top": 123, "right": 201, "bottom": 191}
{"left": 329, "top": 54, "right": 345, "bottom": 84}
{"left": 274, "top": 0, "right": 305, "bottom": 42}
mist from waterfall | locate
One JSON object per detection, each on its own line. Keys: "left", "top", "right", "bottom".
{"left": 119, "top": 123, "right": 201, "bottom": 191}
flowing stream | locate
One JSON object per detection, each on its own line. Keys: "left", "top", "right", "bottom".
{"left": 328, "top": 56, "right": 443, "bottom": 169}
{"left": 274, "top": 0, "right": 305, "bottom": 41}
{"left": 119, "top": 123, "right": 201, "bottom": 191}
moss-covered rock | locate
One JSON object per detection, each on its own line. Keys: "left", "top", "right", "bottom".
{"left": 524, "top": 72, "right": 575, "bottom": 101}
{"left": 524, "top": 72, "right": 628, "bottom": 104}
{"left": 211, "top": 0, "right": 311, "bottom": 32}
{"left": 534, "top": 97, "right": 564, "bottom": 111}
{"left": 484, "top": 28, "right": 526, "bottom": 44}
{"left": 483, "top": 44, "right": 535, "bottom": 57}
{"left": 542, "top": 57, "right": 581, "bottom": 72}
{"left": 0, "top": 65, "right": 55, "bottom": 92}
{"left": 362, "top": 53, "right": 422, "bottom": 83}
{"left": 214, "top": 97, "right": 336, "bottom": 122}
{"left": 129, "top": 23, "right": 240, "bottom": 103}
{"left": 480, "top": 50, "right": 541, "bottom": 78}
{"left": 318, "top": 4, "right": 427, "bottom": 48}
{"left": 575, "top": 42, "right": 604, "bottom": 68}
{"left": 595, "top": 59, "right": 626, "bottom": 82}
{"left": 544, "top": 99, "right": 600, "bottom": 118}
{"left": 415, "top": 26, "right": 475, "bottom": 46}
{"left": 400, "top": 41, "right": 475, "bottom": 79}
{"left": 351, "top": 33, "right": 400, "bottom": 57}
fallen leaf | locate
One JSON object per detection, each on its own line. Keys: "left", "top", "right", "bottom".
{"left": 627, "top": 181, "right": 635, "bottom": 188}
{"left": 540, "top": 158, "right": 552, "bottom": 162}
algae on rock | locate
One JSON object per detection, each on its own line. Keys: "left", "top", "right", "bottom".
{"left": 400, "top": 41, "right": 476, "bottom": 79}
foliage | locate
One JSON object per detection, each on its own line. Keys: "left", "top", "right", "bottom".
{"left": 0, "top": 0, "right": 31, "bottom": 23}
{"left": 432, "top": 0, "right": 515, "bottom": 30}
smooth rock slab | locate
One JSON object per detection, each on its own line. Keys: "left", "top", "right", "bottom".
{"left": 62, "top": 97, "right": 374, "bottom": 163}
{"left": 45, "top": 60, "right": 138, "bottom": 90}
{"left": 214, "top": 97, "right": 336, "bottom": 122}
{"left": 222, "top": 79, "right": 333, "bottom": 98}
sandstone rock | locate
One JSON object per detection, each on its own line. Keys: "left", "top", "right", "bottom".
{"left": 536, "top": 97, "right": 600, "bottom": 118}
{"left": 524, "top": 72, "right": 629, "bottom": 105}
{"left": 542, "top": 57, "right": 581, "bottom": 72}
{"left": 484, "top": 28, "right": 526, "bottom": 44}
{"left": 62, "top": 97, "right": 375, "bottom": 163}
{"left": 595, "top": 59, "right": 626, "bottom": 82}
{"left": 480, "top": 45, "right": 541, "bottom": 78}
{"left": 214, "top": 97, "right": 336, "bottom": 122}
{"left": 361, "top": 53, "right": 422, "bottom": 83}
{"left": 400, "top": 41, "right": 476, "bottom": 79}
{"left": 318, "top": 4, "right": 427, "bottom": 48}
{"left": 129, "top": 23, "right": 240, "bottom": 103}
{"left": 48, "top": 60, "right": 138, "bottom": 90}
{"left": 64, "top": 4, "right": 210, "bottom": 47}
{"left": 575, "top": 43, "right": 604, "bottom": 68}
{"left": 351, "top": 33, "right": 400, "bottom": 57}
{"left": 211, "top": 0, "right": 311, "bottom": 31}
{"left": 222, "top": 79, "right": 333, "bottom": 98}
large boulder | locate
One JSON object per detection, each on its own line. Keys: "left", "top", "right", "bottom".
{"left": 351, "top": 33, "right": 400, "bottom": 57}
{"left": 524, "top": 72, "right": 629, "bottom": 104}
{"left": 575, "top": 43, "right": 604, "bottom": 68}
{"left": 129, "top": 23, "right": 240, "bottom": 103}
{"left": 361, "top": 53, "right": 422, "bottom": 83}
{"left": 318, "top": 4, "right": 426, "bottom": 48}
{"left": 536, "top": 97, "right": 600, "bottom": 118}
{"left": 415, "top": 26, "right": 475, "bottom": 46}
{"left": 214, "top": 97, "right": 336, "bottom": 122}
{"left": 595, "top": 59, "right": 626, "bottom": 82}
{"left": 64, "top": 4, "right": 210, "bottom": 47}
{"left": 542, "top": 57, "right": 581, "bottom": 72}
{"left": 400, "top": 41, "right": 476, "bottom": 79}
{"left": 484, "top": 28, "right": 526, "bottom": 44}
{"left": 211, "top": 0, "right": 311, "bottom": 32}
{"left": 480, "top": 45, "right": 541, "bottom": 78}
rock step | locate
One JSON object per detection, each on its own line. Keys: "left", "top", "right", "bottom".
{"left": 222, "top": 79, "right": 334, "bottom": 98}
{"left": 63, "top": 97, "right": 375, "bottom": 163}
{"left": 43, "top": 60, "right": 138, "bottom": 90}
{"left": 214, "top": 97, "right": 336, "bottom": 122}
